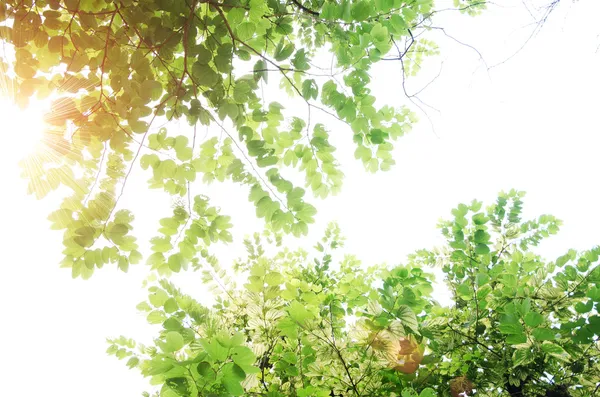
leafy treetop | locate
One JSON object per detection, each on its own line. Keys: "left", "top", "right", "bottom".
{"left": 108, "top": 191, "right": 600, "bottom": 397}
{"left": 1, "top": 0, "right": 484, "bottom": 277}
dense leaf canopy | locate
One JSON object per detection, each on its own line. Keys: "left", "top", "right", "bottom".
{"left": 108, "top": 192, "right": 600, "bottom": 397}
{"left": 1, "top": 0, "right": 483, "bottom": 277}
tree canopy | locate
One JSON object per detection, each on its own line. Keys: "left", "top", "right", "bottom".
{"left": 108, "top": 191, "right": 600, "bottom": 397}
{"left": 1, "top": 0, "right": 484, "bottom": 277}
{"left": 2, "top": 1, "right": 599, "bottom": 396}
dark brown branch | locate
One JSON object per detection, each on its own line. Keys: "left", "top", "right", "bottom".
{"left": 290, "top": 0, "right": 319, "bottom": 16}
{"left": 331, "top": 344, "right": 360, "bottom": 396}
{"left": 213, "top": 3, "right": 236, "bottom": 44}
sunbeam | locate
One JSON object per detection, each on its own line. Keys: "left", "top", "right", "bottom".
{"left": 0, "top": 96, "right": 49, "bottom": 166}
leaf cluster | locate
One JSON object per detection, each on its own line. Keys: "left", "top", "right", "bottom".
{"left": 3, "top": 0, "right": 483, "bottom": 276}
{"left": 108, "top": 192, "right": 600, "bottom": 396}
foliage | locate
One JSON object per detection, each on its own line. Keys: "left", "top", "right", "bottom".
{"left": 108, "top": 191, "right": 600, "bottom": 396}
{"left": 1, "top": 0, "right": 483, "bottom": 277}
{"left": 416, "top": 190, "right": 600, "bottom": 397}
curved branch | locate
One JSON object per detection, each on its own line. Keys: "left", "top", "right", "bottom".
{"left": 290, "top": 0, "right": 319, "bottom": 16}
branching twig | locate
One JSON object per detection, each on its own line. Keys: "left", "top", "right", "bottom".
{"left": 447, "top": 323, "right": 502, "bottom": 359}
{"left": 83, "top": 142, "right": 108, "bottom": 206}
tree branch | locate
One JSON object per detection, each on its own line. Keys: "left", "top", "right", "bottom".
{"left": 290, "top": 0, "right": 319, "bottom": 16}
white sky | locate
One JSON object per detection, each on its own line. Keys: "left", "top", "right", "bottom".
{"left": 1, "top": 1, "right": 600, "bottom": 396}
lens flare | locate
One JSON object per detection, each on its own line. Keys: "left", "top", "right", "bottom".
{"left": 0, "top": 97, "right": 49, "bottom": 166}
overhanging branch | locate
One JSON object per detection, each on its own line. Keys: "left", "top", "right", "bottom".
{"left": 290, "top": 0, "right": 319, "bottom": 16}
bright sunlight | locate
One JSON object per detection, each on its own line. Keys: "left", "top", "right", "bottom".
{"left": 0, "top": 97, "right": 48, "bottom": 167}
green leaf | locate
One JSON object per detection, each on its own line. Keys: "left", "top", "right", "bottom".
{"left": 575, "top": 300, "right": 594, "bottom": 314}
{"left": 236, "top": 22, "right": 255, "bottom": 41}
{"left": 288, "top": 300, "right": 314, "bottom": 324}
{"left": 253, "top": 59, "right": 268, "bottom": 82}
{"left": 227, "top": 7, "right": 246, "bottom": 26}
{"left": 199, "top": 339, "right": 229, "bottom": 361}
{"left": 118, "top": 255, "right": 129, "bottom": 272}
{"left": 274, "top": 40, "right": 295, "bottom": 61}
{"left": 163, "top": 317, "right": 182, "bottom": 331}
{"left": 513, "top": 348, "right": 534, "bottom": 367}
{"left": 499, "top": 315, "right": 524, "bottom": 335}
{"left": 74, "top": 226, "right": 96, "bottom": 247}
{"left": 147, "top": 252, "right": 166, "bottom": 267}
{"left": 147, "top": 310, "right": 167, "bottom": 324}
{"left": 419, "top": 388, "right": 436, "bottom": 397}
{"left": 541, "top": 342, "right": 570, "bottom": 361}
{"left": 163, "top": 298, "right": 178, "bottom": 313}
{"left": 369, "top": 129, "right": 386, "bottom": 144}
{"left": 165, "top": 377, "right": 189, "bottom": 396}
{"left": 472, "top": 213, "right": 489, "bottom": 225}
{"left": 168, "top": 254, "right": 182, "bottom": 272}
{"left": 141, "top": 80, "right": 162, "bottom": 101}
{"left": 506, "top": 334, "right": 527, "bottom": 344}
{"left": 390, "top": 14, "right": 407, "bottom": 34}
{"left": 292, "top": 49, "right": 310, "bottom": 71}
{"left": 192, "top": 63, "right": 219, "bottom": 87}
{"left": 532, "top": 327, "right": 556, "bottom": 341}
{"left": 396, "top": 305, "right": 419, "bottom": 333}
{"left": 524, "top": 312, "right": 544, "bottom": 328}
{"left": 587, "top": 286, "right": 600, "bottom": 301}
{"left": 126, "top": 356, "right": 139, "bottom": 368}
{"left": 474, "top": 243, "right": 490, "bottom": 255}
{"left": 146, "top": 358, "right": 174, "bottom": 375}
{"left": 351, "top": 1, "right": 372, "bottom": 20}
{"left": 371, "top": 23, "right": 390, "bottom": 52}
{"left": 129, "top": 120, "right": 149, "bottom": 134}
{"left": 129, "top": 250, "right": 142, "bottom": 265}
{"left": 291, "top": 221, "right": 309, "bottom": 237}
{"left": 265, "top": 272, "right": 284, "bottom": 286}
{"left": 297, "top": 204, "right": 317, "bottom": 223}
{"left": 302, "top": 79, "right": 319, "bottom": 100}
{"left": 136, "top": 301, "right": 152, "bottom": 312}
{"left": 149, "top": 289, "right": 169, "bottom": 307}
{"left": 222, "top": 363, "right": 246, "bottom": 396}
{"left": 164, "top": 331, "right": 184, "bottom": 353}
{"left": 231, "top": 346, "right": 256, "bottom": 367}
{"left": 474, "top": 230, "right": 490, "bottom": 244}
{"left": 197, "top": 361, "right": 214, "bottom": 378}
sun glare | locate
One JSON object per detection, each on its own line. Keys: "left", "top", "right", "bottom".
{"left": 0, "top": 97, "right": 49, "bottom": 167}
